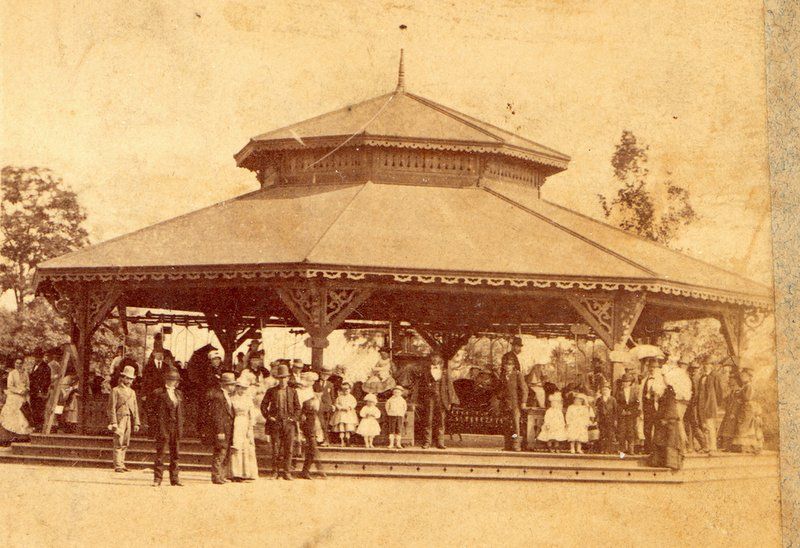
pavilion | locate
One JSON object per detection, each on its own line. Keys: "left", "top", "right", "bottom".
{"left": 35, "top": 52, "right": 771, "bottom": 429}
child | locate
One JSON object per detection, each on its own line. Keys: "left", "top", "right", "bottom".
{"left": 565, "top": 393, "right": 591, "bottom": 454}
{"left": 299, "top": 392, "right": 326, "bottom": 480}
{"left": 57, "top": 367, "right": 80, "bottom": 434}
{"left": 107, "top": 365, "right": 140, "bottom": 473}
{"left": 330, "top": 382, "right": 358, "bottom": 447}
{"left": 385, "top": 385, "right": 407, "bottom": 449}
{"left": 595, "top": 385, "right": 618, "bottom": 454}
{"left": 356, "top": 393, "right": 382, "bottom": 448}
{"left": 537, "top": 392, "right": 567, "bottom": 452}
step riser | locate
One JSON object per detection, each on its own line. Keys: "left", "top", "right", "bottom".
{"left": 0, "top": 455, "right": 682, "bottom": 484}
{"left": 13, "top": 446, "right": 668, "bottom": 470}
{"left": 10, "top": 446, "right": 672, "bottom": 476}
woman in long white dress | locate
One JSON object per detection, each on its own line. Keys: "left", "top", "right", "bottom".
{"left": 229, "top": 379, "right": 259, "bottom": 481}
{"left": 0, "top": 358, "right": 33, "bottom": 439}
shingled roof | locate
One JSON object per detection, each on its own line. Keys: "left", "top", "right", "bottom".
{"left": 36, "top": 180, "right": 771, "bottom": 308}
{"left": 234, "top": 90, "right": 571, "bottom": 174}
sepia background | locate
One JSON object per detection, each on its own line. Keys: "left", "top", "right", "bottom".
{"left": 1, "top": 0, "right": 797, "bottom": 546}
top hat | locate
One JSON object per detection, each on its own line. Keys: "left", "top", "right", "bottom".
{"left": 272, "top": 364, "right": 290, "bottom": 378}
{"left": 511, "top": 336, "right": 524, "bottom": 347}
{"left": 620, "top": 374, "right": 634, "bottom": 383}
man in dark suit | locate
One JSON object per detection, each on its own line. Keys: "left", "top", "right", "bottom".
{"left": 261, "top": 364, "right": 301, "bottom": 480}
{"left": 615, "top": 374, "right": 640, "bottom": 454}
{"left": 141, "top": 350, "right": 173, "bottom": 435}
{"left": 151, "top": 367, "right": 185, "bottom": 487}
{"left": 29, "top": 353, "right": 53, "bottom": 431}
{"left": 313, "top": 368, "right": 336, "bottom": 446}
{"left": 639, "top": 357, "right": 661, "bottom": 454}
{"left": 208, "top": 372, "right": 236, "bottom": 484}
{"left": 501, "top": 337, "right": 528, "bottom": 451}
{"left": 419, "top": 353, "right": 459, "bottom": 449}
{"left": 697, "top": 360, "right": 724, "bottom": 453}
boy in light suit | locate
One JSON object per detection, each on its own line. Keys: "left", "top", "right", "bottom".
{"left": 108, "top": 365, "right": 140, "bottom": 472}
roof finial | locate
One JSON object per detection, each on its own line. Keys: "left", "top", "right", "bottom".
{"left": 396, "top": 49, "right": 405, "bottom": 92}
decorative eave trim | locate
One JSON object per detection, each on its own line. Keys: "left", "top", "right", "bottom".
{"left": 235, "top": 136, "right": 570, "bottom": 173}
{"left": 35, "top": 265, "right": 773, "bottom": 310}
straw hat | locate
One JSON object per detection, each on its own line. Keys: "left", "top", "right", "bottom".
{"left": 235, "top": 378, "right": 250, "bottom": 388}
{"left": 120, "top": 365, "right": 136, "bottom": 379}
{"left": 208, "top": 350, "right": 221, "bottom": 360}
{"left": 363, "top": 393, "right": 378, "bottom": 403}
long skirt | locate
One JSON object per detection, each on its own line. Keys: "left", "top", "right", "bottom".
{"left": 651, "top": 419, "right": 684, "bottom": 470}
{"left": 0, "top": 392, "right": 32, "bottom": 436}
{"left": 229, "top": 419, "right": 258, "bottom": 480}
{"left": 732, "top": 402, "right": 763, "bottom": 454}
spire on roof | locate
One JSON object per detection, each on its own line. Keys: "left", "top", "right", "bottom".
{"left": 396, "top": 49, "right": 405, "bottom": 92}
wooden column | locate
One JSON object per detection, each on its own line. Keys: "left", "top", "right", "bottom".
{"left": 277, "top": 283, "right": 372, "bottom": 370}
{"left": 52, "top": 283, "right": 121, "bottom": 433}
{"left": 717, "top": 308, "right": 744, "bottom": 358}
{"left": 567, "top": 291, "right": 646, "bottom": 351}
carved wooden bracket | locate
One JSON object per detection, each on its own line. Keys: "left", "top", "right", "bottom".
{"left": 414, "top": 327, "right": 473, "bottom": 362}
{"left": 276, "top": 285, "right": 372, "bottom": 338}
{"left": 567, "top": 292, "right": 646, "bottom": 350}
{"left": 50, "top": 283, "right": 122, "bottom": 337}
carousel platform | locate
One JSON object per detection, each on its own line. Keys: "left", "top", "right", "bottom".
{"left": 0, "top": 434, "right": 778, "bottom": 484}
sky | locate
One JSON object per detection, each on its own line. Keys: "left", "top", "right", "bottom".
{"left": 1, "top": 0, "right": 772, "bottom": 295}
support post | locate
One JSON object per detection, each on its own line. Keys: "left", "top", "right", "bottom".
{"left": 50, "top": 283, "right": 121, "bottom": 434}
{"left": 277, "top": 284, "right": 371, "bottom": 370}
{"left": 718, "top": 308, "right": 744, "bottom": 358}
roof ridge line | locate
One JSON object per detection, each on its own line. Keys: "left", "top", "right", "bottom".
{"left": 403, "top": 93, "right": 505, "bottom": 143}
{"left": 36, "top": 187, "right": 267, "bottom": 270}
{"left": 481, "top": 186, "right": 659, "bottom": 278}
{"left": 303, "top": 182, "right": 369, "bottom": 261}
{"left": 405, "top": 92, "right": 571, "bottom": 160}
{"left": 538, "top": 197, "right": 772, "bottom": 293}
{"left": 250, "top": 92, "right": 395, "bottom": 142}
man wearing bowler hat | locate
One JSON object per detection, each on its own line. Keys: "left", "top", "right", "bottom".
{"left": 108, "top": 365, "right": 140, "bottom": 473}
{"left": 261, "top": 363, "right": 301, "bottom": 480}
{"left": 208, "top": 371, "right": 236, "bottom": 484}
{"left": 151, "top": 367, "right": 185, "bottom": 486}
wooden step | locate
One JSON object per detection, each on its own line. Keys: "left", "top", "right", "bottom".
{"left": 6, "top": 435, "right": 776, "bottom": 484}
{"left": 0, "top": 450, "right": 682, "bottom": 484}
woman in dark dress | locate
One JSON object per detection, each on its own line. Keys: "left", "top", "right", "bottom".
{"left": 651, "top": 385, "right": 683, "bottom": 470}
{"left": 717, "top": 374, "right": 742, "bottom": 451}
{"left": 731, "top": 368, "right": 763, "bottom": 454}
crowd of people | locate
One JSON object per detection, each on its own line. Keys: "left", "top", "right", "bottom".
{"left": 508, "top": 341, "right": 764, "bottom": 470}
{"left": 0, "top": 334, "right": 765, "bottom": 480}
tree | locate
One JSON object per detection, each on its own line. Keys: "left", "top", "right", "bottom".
{"left": 0, "top": 166, "right": 89, "bottom": 311}
{"left": 598, "top": 131, "right": 697, "bottom": 245}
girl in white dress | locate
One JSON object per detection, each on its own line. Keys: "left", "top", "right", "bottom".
{"left": 356, "top": 393, "right": 381, "bottom": 448}
{"left": 0, "top": 358, "right": 32, "bottom": 438}
{"left": 565, "top": 393, "right": 591, "bottom": 454}
{"left": 229, "top": 379, "right": 258, "bottom": 481}
{"left": 330, "top": 382, "right": 358, "bottom": 447}
{"left": 537, "top": 392, "right": 566, "bottom": 452}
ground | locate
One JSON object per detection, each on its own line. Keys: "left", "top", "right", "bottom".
{"left": 0, "top": 460, "right": 782, "bottom": 548}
